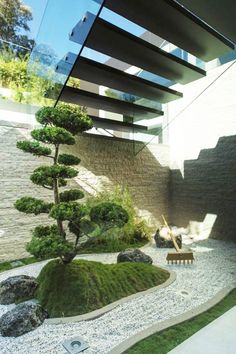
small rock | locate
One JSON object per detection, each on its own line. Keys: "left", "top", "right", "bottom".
{"left": 0, "top": 303, "right": 48, "bottom": 337}
{"left": 0, "top": 275, "right": 38, "bottom": 305}
{"left": 154, "top": 229, "right": 182, "bottom": 249}
{"left": 117, "top": 249, "right": 153, "bottom": 264}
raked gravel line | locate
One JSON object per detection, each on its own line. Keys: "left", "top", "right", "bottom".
{"left": 0, "top": 239, "right": 236, "bottom": 354}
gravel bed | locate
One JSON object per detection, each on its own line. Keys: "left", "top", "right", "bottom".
{"left": 0, "top": 239, "right": 235, "bottom": 354}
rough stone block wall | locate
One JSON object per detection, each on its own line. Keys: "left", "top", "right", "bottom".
{"left": 170, "top": 135, "right": 236, "bottom": 241}
{"left": 0, "top": 120, "right": 170, "bottom": 261}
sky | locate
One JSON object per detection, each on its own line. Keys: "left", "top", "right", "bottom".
{"left": 22, "top": 0, "right": 144, "bottom": 49}
{"left": 23, "top": 0, "right": 48, "bottom": 39}
{"left": 20, "top": 0, "right": 146, "bottom": 84}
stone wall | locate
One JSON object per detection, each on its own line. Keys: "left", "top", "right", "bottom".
{"left": 0, "top": 120, "right": 170, "bottom": 261}
{"left": 167, "top": 60, "right": 236, "bottom": 242}
{"left": 170, "top": 135, "right": 236, "bottom": 241}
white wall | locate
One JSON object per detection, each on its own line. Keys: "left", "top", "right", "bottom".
{"left": 167, "top": 60, "right": 236, "bottom": 172}
{"left": 0, "top": 98, "right": 38, "bottom": 125}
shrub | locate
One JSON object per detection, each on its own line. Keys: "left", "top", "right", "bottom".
{"left": 87, "top": 186, "right": 151, "bottom": 243}
{"left": 15, "top": 197, "right": 53, "bottom": 215}
{"left": 59, "top": 189, "right": 84, "bottom": 202}
{"left": 90, "top": 202, "right": 129, "bottom": 231}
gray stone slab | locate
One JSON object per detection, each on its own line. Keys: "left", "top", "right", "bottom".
{"left": 168, "top": 306, "right": 236, "bottom": 354}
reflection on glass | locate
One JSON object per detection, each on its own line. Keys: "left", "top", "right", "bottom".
{"left": 28, "top": 0, "right": 105, "bottom": 106}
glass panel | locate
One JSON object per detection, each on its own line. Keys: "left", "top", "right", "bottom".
{"left": 0, "top": 0, "right": 48, "bottom": 125}
{"left": 24, "top": 1, "right": 234, "bottom": 147}
{"left": 28, "top": 0, "right": 105, "bottom": 107}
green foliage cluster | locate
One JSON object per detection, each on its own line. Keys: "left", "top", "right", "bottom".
{"left": 15, "top": 197, "right": 53, "bottom": 215}
{"left": 58, "top": 154, "right": 81, "bottom": 166}
{"left": 0, "top": 0, "right": 34, "bottom": 54}
{"left": 0, "top": 51, "right": 56, "bottom": 105}
{"left": 58, "top": 154, "right": 80, "bottom": 165}
{"left": 35, "top": 104, "right": 93, "bottom": 135}
{"left": 90, "top": 202, "right": 129, "bottom": 230}
{"left": 59, "top": 189, "right": 84, "bottom": 202}
{"left": 50, "top": 202, "right": 88, "bottom": 221}
{"left": 32, "top": 165, "right": 78, "bottom": 180}
{"left": 15, "top": 104, "right": 94, "bottom": 263}
{"left": 26, "top": 235, "right": 74, "bottom": 260}
{"left": 77, "top": 233, "right": 147, "bottom": 254}
{"left": 16, "top": 141, "right": 51, "bottom": 156}
{"left": 87, "top": 186, "right": 152, "bottom": 244}
{"left": 32, "top": 225, "right": 58, "bottom": 238}
{"left": 36, "top": 259, "right": 169, "bottom": 317}
{"left": 30, "top": 166, "right": 68, "bottom": 189}
{"left": 15, "top": 105, "right": 129, "bottom": 263}
{"left": 31, "top": 127, "right": 75, "bottom": 145}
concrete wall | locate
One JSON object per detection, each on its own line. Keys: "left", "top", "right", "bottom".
{"left": 0, "top": 120, "right": 170, "bottom": 261}
{"left": 168, "top": 61, "right": 236, "bottom": 241}
{"left": 170, "top": 135, "right": 236, "bottom": 240}
{"left": 168, "top": 60, "right": 236, "bottom": 172}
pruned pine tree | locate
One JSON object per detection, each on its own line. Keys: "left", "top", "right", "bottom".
{"left": 15, "top": 104, "right": 93, "bottom": 263}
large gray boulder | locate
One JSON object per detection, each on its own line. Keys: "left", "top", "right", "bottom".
{"left": 0, "top": 275, "right": 38, "bottom": 305}
{"left": 0, "top": 303, "right": 48, "bottom": 337}
{"left": 117, "top": 248, "right": 153, "bottom": 264}
{"left": 154, "top": 229, "right": 182, "bottom": 249}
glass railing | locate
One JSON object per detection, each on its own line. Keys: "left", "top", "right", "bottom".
{"left": 16, "top": 0, "right": 236, "bottom": 150}
{"left": 0, "top": 39, "right": 39, "bottom": 125}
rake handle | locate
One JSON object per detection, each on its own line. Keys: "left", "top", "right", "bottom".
{"left": 161, "top": 215, "right": 180, "bottom": 252}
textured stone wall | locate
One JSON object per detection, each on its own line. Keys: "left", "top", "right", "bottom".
{"left": 170, "top": 135, "right": 236, "bottom": 241}
{"left": 0, "top": 120, "right": 170, "bottom": 261}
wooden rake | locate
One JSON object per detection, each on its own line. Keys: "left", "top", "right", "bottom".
{"left": 162, "top": 215, "right": 194, "bottom": 265}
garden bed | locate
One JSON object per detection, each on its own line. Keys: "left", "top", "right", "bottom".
{"left": 36, "top": 259, "right": 169, "bottom": 317}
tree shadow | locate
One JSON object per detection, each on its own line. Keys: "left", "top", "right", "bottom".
{"left": 63, "top": 134, "right": 171, "bottom": 227}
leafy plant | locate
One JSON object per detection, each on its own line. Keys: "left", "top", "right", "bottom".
{"left": 90, "top": 202, "right": 129, "bottom": 231}
{"left": 87, "top": 186, "right": 151, "bottom": 243}
{"left": 0, "top": 52, "right": 61, "bottom": 106}
{"left": 15, "top": 104, "right": 93, "bottom": 263}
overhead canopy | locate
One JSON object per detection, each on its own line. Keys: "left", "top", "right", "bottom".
{"left": 56, "top": 0, "right": 234, "bottom": 141}
{"left": 177, "top": 0, "right": 236, "bottom": 44}
{"left": 70, "top": 16, "right": 206, "bottom": 85}
{"left": 60, "top": 87, "right": 163, "bottom": 120}
{"left": 57, "top": 55, "right": 183, "bottom": 103}
{"left": 103, "top": 0, "right": 234, "bottom": 61}
{"left": 91, "top": 116, "right": 148, "bottom": 133}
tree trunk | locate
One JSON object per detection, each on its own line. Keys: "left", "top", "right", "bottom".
{"left": 53, "top": 144, "right": 65, "bottom": 238}
{"left": 62, "top": 252, "right": 76, "bottom": 264}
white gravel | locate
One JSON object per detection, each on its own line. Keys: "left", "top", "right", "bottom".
{"left": 0, "top": 239, "right": 236, "bottom": 354}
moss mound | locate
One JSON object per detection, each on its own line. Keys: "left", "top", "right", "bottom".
{"left": 37, "top": 259, "right": 169, "bottom": 317}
